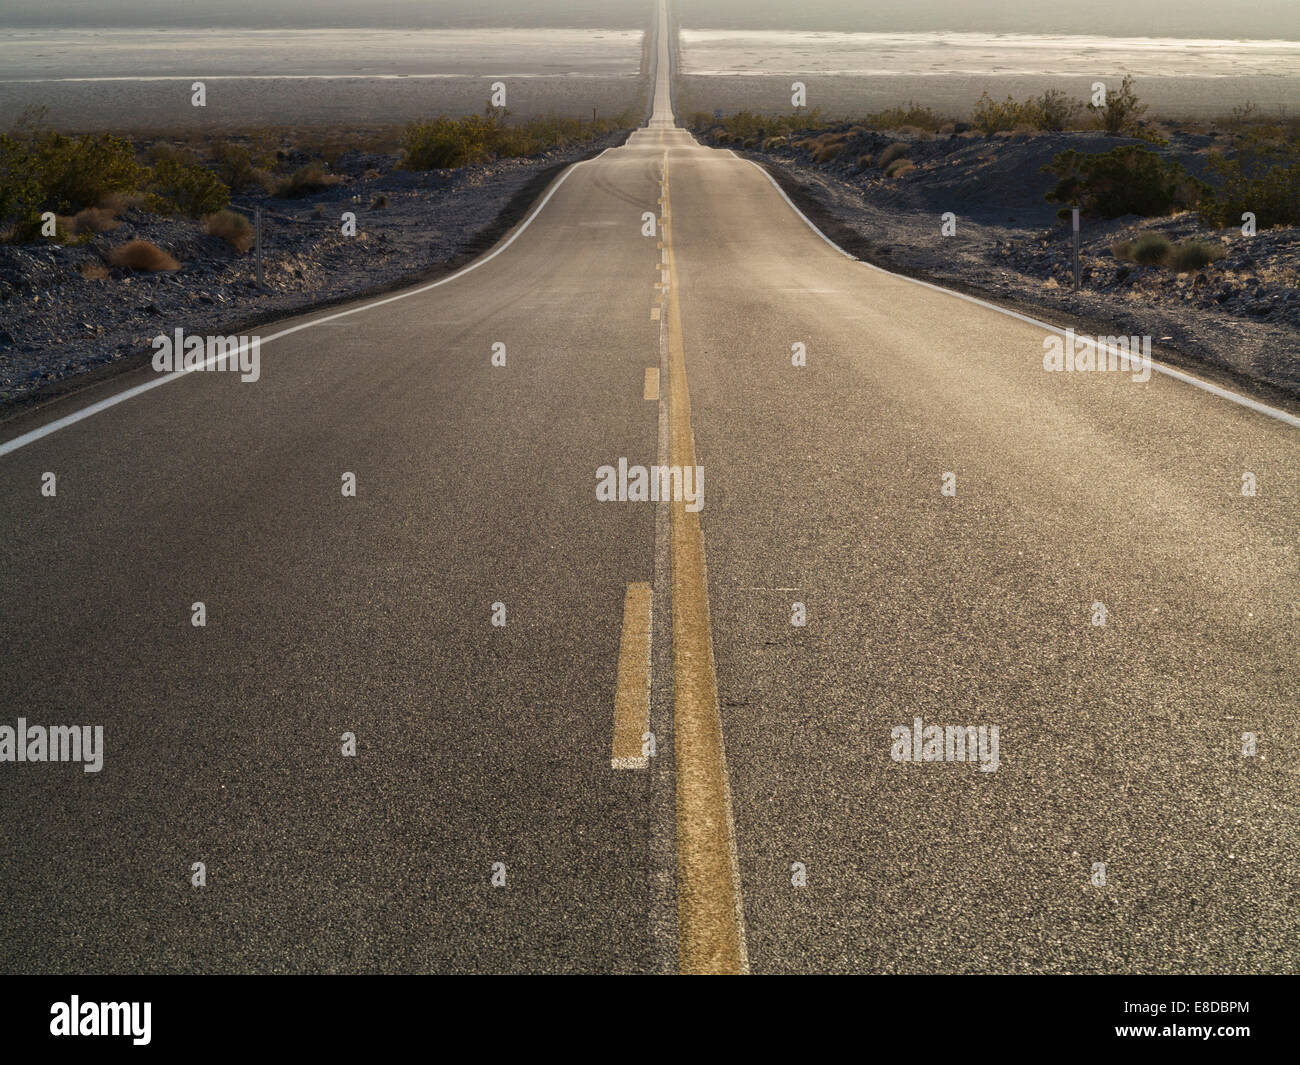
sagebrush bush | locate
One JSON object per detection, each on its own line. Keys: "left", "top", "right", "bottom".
{"left": 877, "top": 142, "right": 910, "bottom": 168}
{"left": 107, "top": 240, "right": 179, "bottom": 271}
{"left": 202, "top": 209, "right": 253, "bottom": 251}
{"left": 273, "top": 164, "right": 343, "bottom": 198}
{"left": 72, "top": 207, "right": 120, "bottom": 234}
{"left": 1132, "top": 231, "right": 1172, "bottom": 264}
{"left": 1167, "top": 240, "right": 1227, "bottom": 271}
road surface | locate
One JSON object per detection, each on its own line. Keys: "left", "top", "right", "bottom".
{"left": 1, "top": 1, "right": 1297, "bottom": 974}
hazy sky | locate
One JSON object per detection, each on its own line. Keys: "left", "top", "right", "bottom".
{"left": 0, "top": 0, "right": 1297, "bottom": 38}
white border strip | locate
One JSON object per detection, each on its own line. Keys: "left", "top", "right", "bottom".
{"left": 0, "top": 149, "right": 613, "bottom": 459}
{"left": 733, "top": 150, "right": 1300, "bottom": 431}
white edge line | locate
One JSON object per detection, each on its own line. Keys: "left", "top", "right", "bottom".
{"left": 732, "top": 150, "right": 1300, "bottom": 431}
{"left": 0, "top": 148, "right": 614, "bottom": 459}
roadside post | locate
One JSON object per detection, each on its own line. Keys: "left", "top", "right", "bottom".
{"left": 1072, "top": 206, "right": 1081, "bottom": 291}
{"left": 253, "top": 206, "right": 263, "bottom": 291}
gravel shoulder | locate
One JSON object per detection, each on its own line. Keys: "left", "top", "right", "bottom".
{"left": 711, "top": 128, "right": 1300, "bottom": 411}
{"left": 0, "top": 130, "right": 631, "bottom": 416}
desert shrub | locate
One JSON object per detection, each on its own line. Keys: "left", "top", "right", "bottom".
{"left": 370, "top": 193, "right": 390, "bottom": 209}
{"left": 148, "top": 155, "right": 229, "bottom": 217}
{"left": 861, "top": 102, "right": 946, "bottom": 132}
{"left": 856, "top": 153, "right": 873, "bottom": 170}
{"left": 761, "top": 135, "right": 787, "bottom": 151}
{"left": 202, "top": 209, "right": 254, "bottom": 252}
{"left": 0, "top": 131, "right": 144, "bottom": 238}
{"left": 72, "top": 206, "right": 120, "bottom": 234}
{"left": 1166, "top": 240, "right": 1227, "bottom": 271}
{"left": 1043, "top": 146, "right": 1208, "bottom": 219}
{"left": 1088, "top": 75, "right": 1147, "bottom": 135}
{"left": 209, "top": 141, "right": 272, "bottom": 192}
{"left": 689, "top": 109, "right": 830, "bottom": 142}
{"left": 33, "top": 132, "right": 145, "bottom": 214}
{"left": 107, "top": 240, "right": 179, "bottom": 271}
{"left": 402, "top": 115, "right": 494, "bottom": 169}
{"left": 810, "top": 134, "right": 847, "bottom": 163}
{"left": 1198, "top": 126, "right": 1300, "bottom": 229}
{"left": 885, "top": 158, "right": 915, "bottom": 178}
{"left": 79, "top": 260, "right": 109, "bottom": 280}
{"left": 1036, "top": 89, "right": 1082, "bottom": 132}
{"left": 1110, "top": 239, "right": 1135, "bottom": 261}
{"left": 877, "top": 142, "right": 910, "bottom": 168}
{"left": 972, "top": 93, "right": 1041, "bottom": 135}
{"left": 1131, "top": 231, "right": 1172, "bottom": 264}
{"left": 273, "top": 164, "right": 343, "bottom": 198}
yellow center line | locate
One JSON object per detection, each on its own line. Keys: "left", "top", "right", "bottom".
{"left": 611, "top": 582, "right": 652, "bottom": 770}
{"left": 663, "top": 152, "right": 750, "bottom": 975}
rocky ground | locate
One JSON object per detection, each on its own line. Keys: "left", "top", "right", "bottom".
{"left": 0, "top": 129, "right": 630, "bottom": 411}
{"left": 702, "top": 124, "right": 1300, "bottom": 403}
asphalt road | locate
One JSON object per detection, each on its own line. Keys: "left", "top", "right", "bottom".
{"left": 1, "top": 1, "right": 1297, "bottom": 974}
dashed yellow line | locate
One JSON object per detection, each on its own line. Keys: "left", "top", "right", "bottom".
{"left": 611, "top": 583, "right": 652, "bottom": 770}
{"left": 662, "top": 153, "right": 749, "bottom": 975}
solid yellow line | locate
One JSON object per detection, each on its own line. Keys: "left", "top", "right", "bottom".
{"left": 611, "top": 582, "right": 652, "bottom": 770}
{"left": 644, "top": 367, "right": 660, "bottom": 400}
{"left": 663, "top": 154, "right": 749, "bottom": 975}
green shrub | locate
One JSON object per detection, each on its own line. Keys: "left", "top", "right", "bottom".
{"left": 972, "top": 92, "right": 1041, "bottom": 135}
{"left": 1166, "top": 240, "right": 1227, "bottom": 271}
{"left": 402, "top": 116, "right": 494, "bottom": 169}
{"left": 1131, "top": 231, "right": 1172, "bottom": 265}
{"left": 209, "top": 141, "right": 271, "bottom": 192}
{"left": 1088, "top": 75, "right": 1147, "bottom": 135}
{"left": 1035, "top": 89, "right": 1082, "bottom": 132}
{"left": 1198, "top": 126, "right": 1300, "bottom": 229}
{"left": 1043, "top": 145, "right": 1208, "bottom": 219}
{"left": 689, "top": 109, "right": 830, "bottom": 142}
{"left": 146, "top": 155, "right": 229, "bottom": 217}
{"left": 861, "top": 102, "right": 946, "bottom": 132}
{"left": 0, "top": 131, "right": 144, "bottom": 232}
